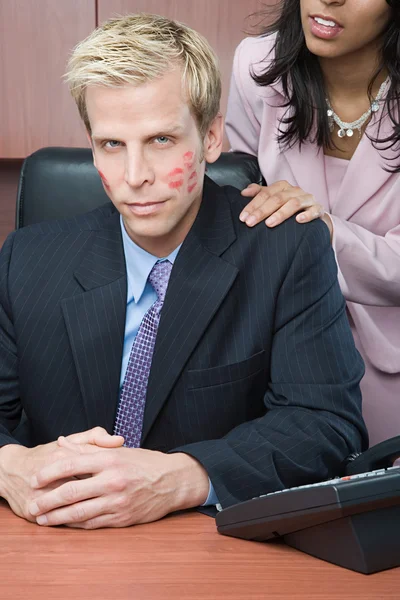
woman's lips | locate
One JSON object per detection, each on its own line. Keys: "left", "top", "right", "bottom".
{"left": 309, "top": 16, "right": 344, "bottom": 40}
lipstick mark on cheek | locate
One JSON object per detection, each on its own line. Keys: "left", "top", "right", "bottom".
{"left": 98, "top": 169, "right": 110, "bottom": 189}
{"left": 169, "top": 168, "right": 184, "bottom": 177}
{"left": 169, "top": 179, "right": 184, "bottom": 189}
{"left": 183, "top": 151, "right": 194, "bottom": 170}
{"left": 166, "top": 166, "right": 184, "bottom": 189}
{"left": 187, "top": 170, "right": 198, "bottom": 194}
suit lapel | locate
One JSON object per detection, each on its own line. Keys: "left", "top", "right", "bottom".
{"left": 62, "top": 210, "right": 127, "bottom": 432}
{"left": 141, "top": 178, "right": 238, "bottom": 442}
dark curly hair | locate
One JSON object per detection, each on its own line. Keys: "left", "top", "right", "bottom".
{"left": 252, "top": 0, "right": 400, "bottom": 171}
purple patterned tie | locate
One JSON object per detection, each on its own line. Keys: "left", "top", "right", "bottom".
{"left": 114, "top": 260, "right": 173, "bottom": 447}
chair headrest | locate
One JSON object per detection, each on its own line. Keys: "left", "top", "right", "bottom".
{"left": 16, "top": 147, "right": 264, "bottom": 228}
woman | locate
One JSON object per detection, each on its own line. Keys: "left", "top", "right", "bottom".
{"left": 226, "top": 0, "right": 400, "bottom": 446}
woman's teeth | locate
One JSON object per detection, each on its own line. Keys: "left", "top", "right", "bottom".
{"left": 314, "top": 17, "right": 337, "bottom": 27}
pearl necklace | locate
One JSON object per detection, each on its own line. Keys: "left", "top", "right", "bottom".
{"left": 326, "top": 77, "right": 390, "bottom": 138}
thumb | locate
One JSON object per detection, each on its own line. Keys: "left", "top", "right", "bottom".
{"left": 61, "top": 427, "right": 125, "bottom": 448}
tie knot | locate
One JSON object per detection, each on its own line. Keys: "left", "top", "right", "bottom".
{"left": 149, "top": 260, "right": 172, "bottom": 304}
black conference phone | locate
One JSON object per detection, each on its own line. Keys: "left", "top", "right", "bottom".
{"left": 216, "top": 436, "right": 400, "bottom": 574}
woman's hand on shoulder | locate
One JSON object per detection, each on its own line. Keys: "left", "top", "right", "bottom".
{"left": 240, "top": 181, "right": 329, "bottom": 232}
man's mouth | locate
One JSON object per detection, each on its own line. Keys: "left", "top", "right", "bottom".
{"left": 127, "top": 200, "right": 167, "bottom": 216}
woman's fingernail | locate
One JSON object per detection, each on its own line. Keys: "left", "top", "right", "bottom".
{"left": 246, "top": 216, "right": 257, "bottom": 227}
{"left": 266, "top": 216, "right": 276, "bottom": 226}
{"left": 239, "top": 211, "right": 249, "bottom": 222}
{"left": 297, "top": 214, "right": 306, "bottom": 222}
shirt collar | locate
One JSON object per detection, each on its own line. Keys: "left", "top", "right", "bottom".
{"left": 120, "top": 215, "right": 180, "bottom": 303}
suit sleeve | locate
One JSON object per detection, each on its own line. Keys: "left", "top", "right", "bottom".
{"left": 330, "top": 214, "right": 400, "bottom": 307}
{"left": 173, "top": 220, "right": 368, "bottom": 508}
{"left": 0, "top": 232, "right": 23, "bottom": 447}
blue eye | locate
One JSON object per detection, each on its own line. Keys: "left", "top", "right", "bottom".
{"left": 105, "top": 140, "right": 121, "bottom": 148}
{"left": 155, "top": 136, "right": 170, "bottom": 144}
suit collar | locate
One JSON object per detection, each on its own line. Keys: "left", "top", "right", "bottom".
{"left": 189, "top": 175, "right": 237, "bottom": 257}
{"left": 73, "top": 208, "right": 126, "bottom": 291}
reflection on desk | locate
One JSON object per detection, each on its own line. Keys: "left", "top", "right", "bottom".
{"left": 0, "top": 500, "right": 398, "bottom": 600}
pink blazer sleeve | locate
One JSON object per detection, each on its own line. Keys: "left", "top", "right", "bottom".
{"left": 331, "top": 216, "right": 400, "bottom": 307}
{"left": 225, "top": 40, "right": 262, "bottom": 157}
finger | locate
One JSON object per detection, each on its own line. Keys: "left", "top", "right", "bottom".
{"left": 242, "top": 195, "right": 287, "bottom": 227}
{"left": 265, "top": 194, "right": 316, "bottom": 227}
{"left": 240, "top": 188, "right": 274, "bottom": 223}
{"left": 34, "top": 496, "right": 110, "bottom": 527}
{"left": 296, "top": 204, "right": 325, "bottom": 223}
{"left": 65, "top": 514, "right": 119, "bottom": 530}
{"left": 63, "top": 427, "right": 124, "bottom": 448}
{"left": 240, "top": 182, "right": 299, "bottom": 225}
{"left": 240, "top": 183, "right": 262, "bottom": 197}
{"left": 57, "top": 437, "right": 118, "bottom": 460}
{"left": 29, "top": 476, "right": 101, "bottom": 517}
{"left": 57, "top": 436, "right": 104, "bottom": 455}
{"left": 31, "top": 453, "right": 110, "bottom": 489}
{"left": 242, "top": 178, "right": 293, "bottom": 202}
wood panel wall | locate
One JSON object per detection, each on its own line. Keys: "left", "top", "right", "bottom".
{"left": 0, "top": 161, "right": 22, "bottom": 246}
{"left": 0, "top": 0, "right": 94, "bottom": 158}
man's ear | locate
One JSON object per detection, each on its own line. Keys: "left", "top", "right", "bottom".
{"left": 86, "top": 131, "right": 97, "bottom": 168}
{"left": 203, "top": 113, "right": 224, "bottom": 164}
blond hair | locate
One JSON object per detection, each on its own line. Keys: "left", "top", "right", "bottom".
{"left": 65, "top": 13, "right": 221, "bottom": 139}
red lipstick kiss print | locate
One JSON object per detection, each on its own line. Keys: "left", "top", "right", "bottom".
{"left": 98, "top": 170, "right": 110, "bottom": 189}
{"left": 167, "top": 167, "right": 184, "bottom": 189}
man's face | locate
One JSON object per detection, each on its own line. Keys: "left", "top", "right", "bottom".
{"left": 86, "top": 69, "right": 221, "bottom": 256}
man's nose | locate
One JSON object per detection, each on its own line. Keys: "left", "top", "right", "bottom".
{"left": 124, "top": 150, "right": 155, "bottom": 188}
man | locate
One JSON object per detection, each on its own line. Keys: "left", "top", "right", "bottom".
{"left": 0, "top": 14, "right": 367, "bottom": 529}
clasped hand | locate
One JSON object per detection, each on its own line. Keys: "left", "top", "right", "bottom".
{"left": 0, "top": 428, "right": 209, "bottom": 529}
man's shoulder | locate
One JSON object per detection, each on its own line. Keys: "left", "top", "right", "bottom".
{"left": 12, "top": 202, "right": 117, "bottom": 241}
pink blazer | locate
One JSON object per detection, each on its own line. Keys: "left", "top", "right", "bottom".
{"left": 226, "top": 36, "right": 400, "bottom": 444}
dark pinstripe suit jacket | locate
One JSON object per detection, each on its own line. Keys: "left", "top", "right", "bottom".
{"left": 0, "top": 177, "right": 367, "bottom": 508}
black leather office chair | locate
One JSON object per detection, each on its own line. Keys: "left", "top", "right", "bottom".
{"left": 16, "top": 147, "right": 264, "bottom": 228}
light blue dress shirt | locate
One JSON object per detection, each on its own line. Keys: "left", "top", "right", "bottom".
{"left": 119, "top": 217, "right": 218, "bottom": 506}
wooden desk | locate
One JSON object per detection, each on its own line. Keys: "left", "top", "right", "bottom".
{"left": 0, "top": 501, "right": 398, "bottom": 600}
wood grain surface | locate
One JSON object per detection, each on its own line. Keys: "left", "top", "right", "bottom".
{"left": 0, "top": 500, "right": 398, "bottom": 600}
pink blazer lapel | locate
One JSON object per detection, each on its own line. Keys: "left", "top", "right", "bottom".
{"left": 333, "top": 115, "right": 396, "bottom": 221}
{"left": 281, "top": 109, "right": 394, "bottom": 220}
{"left": 281, "top": 134, "right": 330, "bottom": 208}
